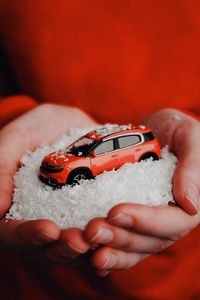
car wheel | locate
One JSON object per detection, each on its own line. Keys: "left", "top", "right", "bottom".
{"left": 139, "top": 152, "right": 159, "bottom": 162}
{"left": 67, "top": 169, "right": 92, "bottom": 186}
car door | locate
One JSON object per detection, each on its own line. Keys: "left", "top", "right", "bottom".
{"left": 90, "top": 139, "right": 119, "bottom": 176}
{"left": 117, "top": 134, "right": 142, "bottom": 167}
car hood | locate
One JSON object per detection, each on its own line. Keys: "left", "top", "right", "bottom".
{"left": 42, "top": 150, "right": 82, "bottom": 166}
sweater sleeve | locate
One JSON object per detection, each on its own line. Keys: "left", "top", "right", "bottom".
{"left": 0, "top": 95, "right": 38, "bottom": 128}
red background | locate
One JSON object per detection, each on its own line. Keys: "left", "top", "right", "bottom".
{"left": 0, "top": 1, "right": 200, "bottom": 299}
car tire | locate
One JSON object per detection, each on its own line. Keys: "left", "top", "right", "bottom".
{"left": 67, "top": 169, "right": 93, "bottom": 186}
{"left": 139, "top": 152, "right": 159, "bottom": 162}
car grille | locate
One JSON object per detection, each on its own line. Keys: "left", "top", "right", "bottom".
{"left": 40, "top": 164, "right": 64, "bottom": 173}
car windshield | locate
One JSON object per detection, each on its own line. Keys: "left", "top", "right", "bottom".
{"left": 65, "top": 136, "right": 97, "bottom": 157}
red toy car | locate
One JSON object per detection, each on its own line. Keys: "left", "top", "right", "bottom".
{"left": 39, "top": 124, "right": 160, "bottom": 187}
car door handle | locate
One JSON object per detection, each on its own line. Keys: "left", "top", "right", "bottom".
{"left": 111, "top": 154, "right": 118, "bottom": 157}
{"left": 135, "top": 148, "right": 141, "bottom": 151}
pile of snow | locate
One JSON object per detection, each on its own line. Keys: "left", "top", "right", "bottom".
{"left": 6, "top": 127, "right": 177, "bottom": 229}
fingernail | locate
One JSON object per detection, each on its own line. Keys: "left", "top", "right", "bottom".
{"left": 60, "top": 243, "right": 78, "bottom": 258}
{"left": 108, "top": 213, "right": 133, "bottom": 227}
{"left": 90, "top": 228, "right": 114, "bottom": 243}
{"left": 90, "top": 242, "right": 100, "bottom": 250}
{"left": 102, "top": 255, "right": 117, "bottom": 269}
{"left": 98, "top": 270, "right": 110, "bottom": 277}
{"left": 34, "top": 232, "right": 55, "bottom": 245}
{"left": 61, "top": 242, "right": 86, "bottom": 254}
{"left": 184, "top": 184, "right": 200, "bottom": 214}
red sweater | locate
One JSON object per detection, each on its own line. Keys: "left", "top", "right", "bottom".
{"left": 0, "top": 1, "right": 200, "bottom": 299}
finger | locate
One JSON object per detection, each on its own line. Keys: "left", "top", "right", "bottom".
{"left": 0, "top": 129, "right": 27, "bottom": 215}
{"left": 84, "top": 217, "right": 173, "bottom": 253}
{"left": 172, "top": 120, "right": 200, "bottom": 215}
{"left": 22, "top": 228, "right": 90, "bottom": 267}
{"left": 91, "top": 246, "right": 148, "bottom": 271}
{"left": 107, "top": 203, "right": 200, "bottom": 240}
{"left": 0, "top": 219, "right": 60, "bottom": 251}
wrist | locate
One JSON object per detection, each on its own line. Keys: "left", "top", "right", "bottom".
{"left": 44, "top": 103, "right": 98, "bottom": 127}
{"left": 67, "top": 106, "right": 98, "bottom": 128}
{"left": 0, "top": 95, "right": 37, "bottom": 129}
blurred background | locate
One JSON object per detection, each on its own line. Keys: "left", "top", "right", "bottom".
{"left": 1, "top": 0, "right": 200, "bottom": 125}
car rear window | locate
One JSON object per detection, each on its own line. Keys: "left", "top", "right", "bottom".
{"left": 94, "top": 139, "right": 114, "bottom": 155}
{"left": 143, "top": 132, "right": 155, "bottom": 142}
{"left": 118, "top": 135, "right": 141, "bottom": 149}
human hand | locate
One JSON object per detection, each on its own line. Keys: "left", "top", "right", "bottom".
{"left": 83, "top": 109, "right": 200, "bottom": 276}
{"left": 0, "top": 103, "right": 96, "bottom": 266}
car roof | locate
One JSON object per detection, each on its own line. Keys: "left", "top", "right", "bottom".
{"left": 85, "top": 124, "right": 151, "bottom": 141}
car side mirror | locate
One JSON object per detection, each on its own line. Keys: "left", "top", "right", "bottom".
{"left": 90, "top": 152, "right": 96, "bottom": 158}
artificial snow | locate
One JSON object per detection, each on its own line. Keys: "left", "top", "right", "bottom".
{"left": 6, "top": 127, "right": 177, "bottom": 229}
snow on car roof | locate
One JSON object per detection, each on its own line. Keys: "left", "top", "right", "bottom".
{"left": 86, "top": 124, "right": 146, "bottom": 140}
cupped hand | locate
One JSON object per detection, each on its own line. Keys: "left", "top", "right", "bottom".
{"left": 83, "top": 109, "right": 200, "bottom": 276}
{"left": 0, "top": 103, "right": 96, "bottom": 266}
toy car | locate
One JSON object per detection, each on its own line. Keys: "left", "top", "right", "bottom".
{"left": 39, "top": 124, "right": 160, "bottom": 187}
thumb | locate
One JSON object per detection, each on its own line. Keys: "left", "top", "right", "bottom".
{"left": 172, "top": 121, "right": 200, "bottom": 215}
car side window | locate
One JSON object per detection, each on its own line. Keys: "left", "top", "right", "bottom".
{"left": 143, "top": 132, "right": 155, "bottom": 141}
{"left": 94, "top": 140, "right": 114, "bottom": 155}
{"left": 118, "top": 135, "right": 141, "bottom": 149}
